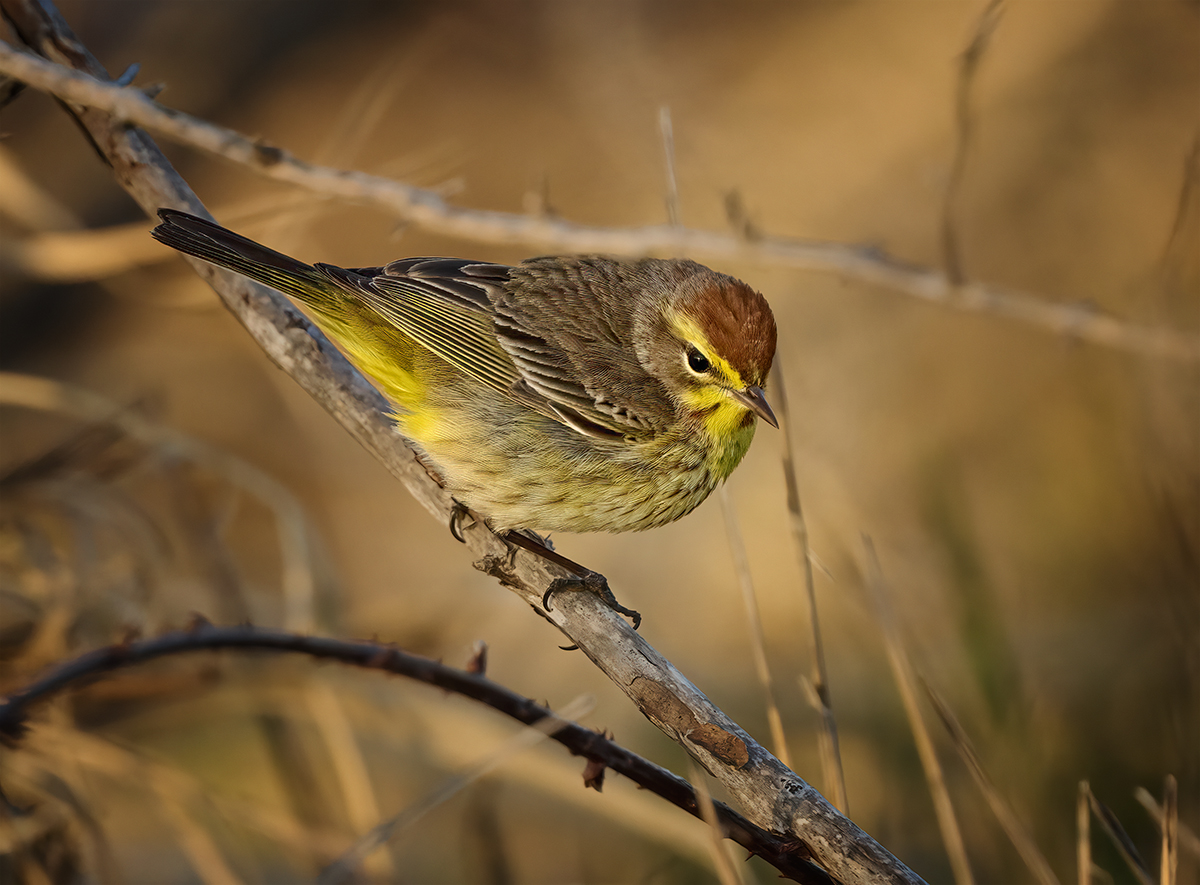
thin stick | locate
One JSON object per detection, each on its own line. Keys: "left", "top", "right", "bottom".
{"left": 863, "top": 540, "right": 976, "bottom": 885}
{"left": 0, "top": 43, "right": 1194, "bottom": 363}
{"left": 660, "top": 105, "right": 681, "bottom": 226}
{"left": 921, "top": 676, "right": 1059, "bottom": 885}
{"left": 1077, "top": 780, "right": 1091, "bottom": 885}
{"left": 152, "top": 779, "right": 246, "bottom": 885}
{"left": 942, "top": 0, "right": 1005, "bottom": 286}
{"left": 1161, "top": 134, "right": 1200, "bottom": 269}
{"left": 1085, "top": 785, "right": 1153, "bottom": 885}
{"left": 772, "top": 358, "right": 846, "bottom": 811}
{"left": 318, "top": 695, "right": 595, "bottom": 884}
{"left": 689, "top": 760, "right": 748, "bottom": 885}
{"left": 1135, "top": 785, "right": 1200, "bottom": 859}
{"left": 1161, "top": 775, "right": 1178, "bottom": 885}
{"left": 304, "top": 683, "right": 395, "bottom": 880}
{"left": 718, "top": 485, "right": 792, "bottom": 768}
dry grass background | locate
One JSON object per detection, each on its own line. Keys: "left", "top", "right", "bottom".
{"left": 1, "top": 1, "right": 1197, "bottom": 883}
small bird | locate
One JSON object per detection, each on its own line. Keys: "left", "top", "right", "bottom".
{"left": 152, "top": 208, "right": 777, "bottom": 544}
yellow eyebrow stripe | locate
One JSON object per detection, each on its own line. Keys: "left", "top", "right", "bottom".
{"left": 668, "top": 312, "right": 746, "bottom": 389}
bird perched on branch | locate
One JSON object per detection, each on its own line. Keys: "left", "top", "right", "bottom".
{"left": 152, "top": 209, "right": 778, "bottom": 620}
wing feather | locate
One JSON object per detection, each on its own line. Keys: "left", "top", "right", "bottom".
{"left": 315, "top": 261, "right": 523, "bottom": 398}
{"left": 493, "top": 257, "right": 690, "bottom": 434}
{"left": 318, "top": 255, "right": 687, "bottom": 440}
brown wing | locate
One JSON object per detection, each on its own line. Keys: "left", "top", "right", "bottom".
{"left": 492, "top": 256, "right": 685, "bottom": 437}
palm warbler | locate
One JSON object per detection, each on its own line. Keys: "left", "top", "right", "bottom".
{"left": 152, "top": 210, "right": 777, "bottom": 539}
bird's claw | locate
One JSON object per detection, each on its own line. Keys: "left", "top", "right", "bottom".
{"left": 543, "top": 571, "right": 642, "bottom": 631}
{"left": 497, "top": 528, "right": 641, "bottom": 630}
{"left": 448, "top": 501, "right": 474, "bottom": 543}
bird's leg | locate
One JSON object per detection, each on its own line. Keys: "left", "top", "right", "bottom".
{"left": 501, "top": 530, "right": 642, "bottom": 630}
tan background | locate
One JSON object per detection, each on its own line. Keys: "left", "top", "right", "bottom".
{"left": 1, "top": 1, "right": 1197, "bottom": 882}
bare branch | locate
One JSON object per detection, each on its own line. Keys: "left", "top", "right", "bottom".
{"left": 0, "top": 37, "right": 1195, "bottom": 363}
{"left": 0, "top": 623, "right": 828, "bottom": 884}
{"left": 0, "top": 219, "right": 164, "bottom": 283}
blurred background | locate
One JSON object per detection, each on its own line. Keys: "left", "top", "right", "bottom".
{"left": 1, "top": 1, "right": 1197, "bottom": 882}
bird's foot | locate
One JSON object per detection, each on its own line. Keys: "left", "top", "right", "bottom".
{"left": 542, "top": 570, "right": 642, "bottom": 631}
{"left": 500, "top": 530, "right": 641, "bottom": 630}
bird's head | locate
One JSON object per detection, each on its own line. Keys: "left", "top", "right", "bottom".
{"left": 638, "top": 265, "right": 778, "bottom": 436}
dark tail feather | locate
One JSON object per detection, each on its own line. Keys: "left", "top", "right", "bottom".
{"left": 151, "top": 209, "right": 333, "bottom": 306}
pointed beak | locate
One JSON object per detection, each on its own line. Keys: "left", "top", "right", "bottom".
{"left": 731, "top": 385, "right": 778, "bottom": 428}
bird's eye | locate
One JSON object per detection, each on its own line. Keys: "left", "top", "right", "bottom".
{"left": 685, "top": 346, "right": 711, "bottom": 374}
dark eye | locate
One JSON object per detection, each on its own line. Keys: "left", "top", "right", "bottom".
{"left": 686, "top": 346, "right": 711, "bottom": 374}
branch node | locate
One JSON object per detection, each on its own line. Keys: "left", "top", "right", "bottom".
{"left": 465, "top": 640, "right": 488, "bottom": 676}
{"left": 474, "top": 553, "right": 520, "bottom": 589}
{"left": 582, "top": 757, "right": 607, "bottom": 792}
{"left": 113, "top": 61, "right": 139, "bottom": 85}
{"left": 252, "top": 139, "right": 285, "bottom": 167}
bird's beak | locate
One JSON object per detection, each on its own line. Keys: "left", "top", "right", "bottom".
{"left": 731, "top": 385, "right": 779, "bottom": 428}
